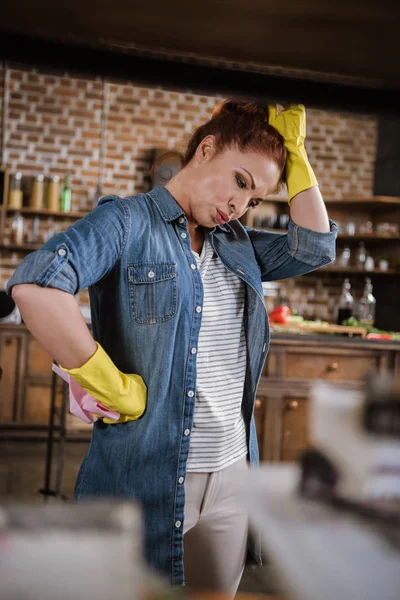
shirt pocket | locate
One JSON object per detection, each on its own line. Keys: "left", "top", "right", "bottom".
{"left": 128, "top": 263, "right": 178, "bottom": 324}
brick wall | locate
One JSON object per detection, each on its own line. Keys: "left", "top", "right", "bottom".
{"left": 0, "top": 62, "right": 380, "bottom": 320}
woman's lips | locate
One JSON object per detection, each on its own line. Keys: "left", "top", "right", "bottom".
{"left": 216, "top": 209, "right": 229, "bottom": 225}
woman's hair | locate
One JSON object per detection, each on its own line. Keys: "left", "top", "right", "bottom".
{"left": 153, "top": 99, "right": 287, "bottom": 191}
{"left": 183, "top": 99, "right": 287, "bottom": 191}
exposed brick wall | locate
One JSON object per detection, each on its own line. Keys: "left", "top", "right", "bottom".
{"left": 0, "top": 63, "right": 380, "bottom": 320}
{"left": 102, "top": 83, "right": 217, "bottom": 196}
{"left": 3, "top": 68, "right": 103, "bottom": 209}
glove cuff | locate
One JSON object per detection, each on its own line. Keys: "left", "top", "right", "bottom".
{"left": 286, "top": 146, "right": 318, "bottom": 203}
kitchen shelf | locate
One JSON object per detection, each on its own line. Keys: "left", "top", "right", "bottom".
{"left": 0, "top": 243, "right": 42, "bottom": 252}
{"left": 253, "top": 227, "right": 399, "bottom": 241}
{"left": 4, "top": 207, "right": 88, "bottom": 219}
{"left": 264, "top": 195, "right": 400, "bottom": 206}
{"left": 337, "top": 233, "right": 400, "bottom": 241}
{"left": 320, "top": 266, "right": 398, "bottom": 275}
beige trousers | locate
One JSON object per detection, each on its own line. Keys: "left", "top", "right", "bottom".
{"left": 183, "top": 456, "right": 248, "bottom": 597}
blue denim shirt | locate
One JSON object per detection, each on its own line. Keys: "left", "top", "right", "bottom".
{"left": 7, "top": 186, "right": 337, "bottom": 585}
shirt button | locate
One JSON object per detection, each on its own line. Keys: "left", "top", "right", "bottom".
{"left": 178, "top": 477, "right": 184, "bottom": 484}
{"left": 190, "top": 263, "right": 196, "bottom": 270}
{"left": 175, "top": 520, "right": 182, "bottom": 528}
{"left": 181, "top": 232, "right": 187, "bottom": 239}
{"left": 184, "top": 429, "right": 190, "bottom": 436}
{"left": 196, "top": 306, "right": 202, "bottom": 313}
{"left": 148, "top": 270, "right": 155, "bottom": 278}
{"left": 178, "top": 217, "right": 185, "bottom": 224}
{"left": 57, "top": 248, "right": 67, "bottom": 257}
{"left": 191, "top": 347, "right": 197, "bottom": 355}
{"left": 187, "top": 390, "right": 194, "bottom": 397}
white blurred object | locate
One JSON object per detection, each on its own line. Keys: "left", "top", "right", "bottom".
{"left": 311, "top": 380, "right": 400, "bottom": 502}
{"left": 0, "top": 502, "right": 146, "bottom": 600}
{"left": 245, "top": 463, "right": 400, "bottom": 600}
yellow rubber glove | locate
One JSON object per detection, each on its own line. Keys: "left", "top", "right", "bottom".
{"left": 61, "top": 342, "right": 147, "bottom": 424}
{"left": 268, "top": 104, "right": 318, "bottom": 204}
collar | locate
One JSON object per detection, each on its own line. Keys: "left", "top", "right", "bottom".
{"left": 147, "top": 186, "right": 186, "bottom": 222}
{"left": 147, "top": 185, "right": 233, "bottom": 233}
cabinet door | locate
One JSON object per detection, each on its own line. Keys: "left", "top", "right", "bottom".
{"left": 23, "top": 339, "right": 55, "bottom": 424}
{"left": 281, "top": 396, "right": 309, "bottom": 462}
{"left": 0, "top": 332, "right": 26, "bottom": 424}
{"left": 255, "top": 391, "right": 309, "bottom": 462}
{"left": 256, "top": 379, "right": 311, "bottom": 462}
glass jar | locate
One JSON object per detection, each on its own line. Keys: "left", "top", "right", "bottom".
{"left": 8, "top": 172, "right": 23, "bottom": 209}
{"left": 30, "top": 174, "right": 45, "bottom": 209}
{"left": 11, "top": 213, "right": 25, "bottom": 245}
{"left": 47, "top": 175, "right": 61, "bottom": 212}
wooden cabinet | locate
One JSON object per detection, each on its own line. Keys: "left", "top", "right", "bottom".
{"left": 256, "top": 336, "right": 400, "bottom": 463}
{"left": 1, "top": 325, "right": 400, "bottom": 450}
{"left": 0, "top": 329, "right": 27, "bottom": 424}
{"left": 282, "top": 348, "right": 383, "bottom": 381}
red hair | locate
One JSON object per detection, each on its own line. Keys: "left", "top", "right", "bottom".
{"left": 154, "top": 99, "right": 287, "bottom": 191}
{"left": 183, "top": 99, "right": 287, "bottom": 191}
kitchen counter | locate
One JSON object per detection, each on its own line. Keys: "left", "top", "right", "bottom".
{"left": 2, "top": 322, "right": 400, "bottom": 350}
{"left": 270, "top": 332, "right": 400, "bottom": 351}
{"left": 1, "top": 323, "right": 399, "bottom": 445}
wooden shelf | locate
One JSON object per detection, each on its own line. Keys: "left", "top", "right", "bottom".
{"left": 0, "top": 243, "right": 42, "bottom": 252}
{"left": 336, "top": 233, "right": 399, "bottom": 241}
{"left": 265, "top": 195, "right": 400, "bottom": 206}
{"left": 252, "top": 228, "right": 400, "bottom": 242}
{"left": 4, "top": 207, "right": 88, "bottom": 219}
{"left": 320, "top": 266, "right": 398, "bottom": 275}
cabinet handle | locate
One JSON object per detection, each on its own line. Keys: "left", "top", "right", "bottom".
{"left": 286, "top": 400, "right": 299, "bottom": 411}
{"left": 326, "top": 362, "right": 339, "bottom": 372}
{"left": 255, "top": 399, "right": 262, "bottom": 409}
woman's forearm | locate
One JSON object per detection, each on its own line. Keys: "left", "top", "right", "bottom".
{"left": 289, "top": 186, "right": 330, "bottom": 233}
{"left": 11, "top": 284, "right": 97, "bottom": 369}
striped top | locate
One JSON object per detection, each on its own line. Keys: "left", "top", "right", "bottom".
{"left": 186, "top": 233, "right": 248, "bottom": 472}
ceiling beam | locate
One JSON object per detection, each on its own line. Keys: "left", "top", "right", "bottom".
{"left": 0, "top": 31, "right": 399, "bottom": 115}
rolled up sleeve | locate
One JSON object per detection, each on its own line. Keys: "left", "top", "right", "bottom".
{"left": 246, "top": 218, "right": 337, "bottom": 281}
{"left": 6, "top": 195, "right": 129, "bottom": 296}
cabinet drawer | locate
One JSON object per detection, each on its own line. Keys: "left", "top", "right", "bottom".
{"left": 284, "top": 350, "right": 379, "bottom": 381}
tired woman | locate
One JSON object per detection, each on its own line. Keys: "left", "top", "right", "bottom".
{"left": 8, "top": 100, "right": 336, "bottom": 595}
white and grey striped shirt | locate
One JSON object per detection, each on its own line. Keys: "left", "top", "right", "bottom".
{"left": 186, "top": 233, "right": 248, "bottom": 472}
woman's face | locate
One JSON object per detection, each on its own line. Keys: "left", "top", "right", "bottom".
{"left": 185, "top": 137, "right": 282, "bottom": 229}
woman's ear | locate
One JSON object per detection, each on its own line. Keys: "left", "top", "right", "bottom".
{"left": 194, "top": 135, "right": 217, "bottom": 165}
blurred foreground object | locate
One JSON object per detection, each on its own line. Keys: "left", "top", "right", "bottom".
{"left": 0, "top": 502, "right": 146, "bottom": 600}
{"left": 306, "top": 377, "right": 400, "bottom": 509}
{"left": 243, "top": 377, "right": 400, "bottom": 600}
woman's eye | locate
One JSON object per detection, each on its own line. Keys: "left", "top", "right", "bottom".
{"left": 235, "top": 174, "right": 246, "bottom": 189}
{"left": 248, "top": 199, "right": 259, "bottom": 209}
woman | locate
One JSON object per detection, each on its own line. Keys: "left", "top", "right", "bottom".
{"left": 8, "top": 100, "right": 337, "bottom": 594}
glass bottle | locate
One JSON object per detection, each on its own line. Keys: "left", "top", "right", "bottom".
{"left": 60, "top": 172, "right": 72, "bottom": 213}
{"left": 30, "top": 174, "right": 45, "bottom": 209}
{"left": 356, "top": 241, "right": 367, "bottom": 270}
{"left": 337, "top": 277, "right": 354, "bottom": 325}
{"left": 8, "top": 172, "right": 23, "bottom": 209}
{"left": 47, "top": 175, "right": 60, "bottom": 212}
{"left": 357, "top": 278, "right": 376, "bottom": 326}
{"left": 338, "top": 245, "right": 351, "bottom": 267}
{"left": 11, "top": 212, "right": 25, "bottom": 245}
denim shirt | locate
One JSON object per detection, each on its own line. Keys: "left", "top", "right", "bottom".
{"left": 7, "top": 186, "right": 337, "bottom": 585}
